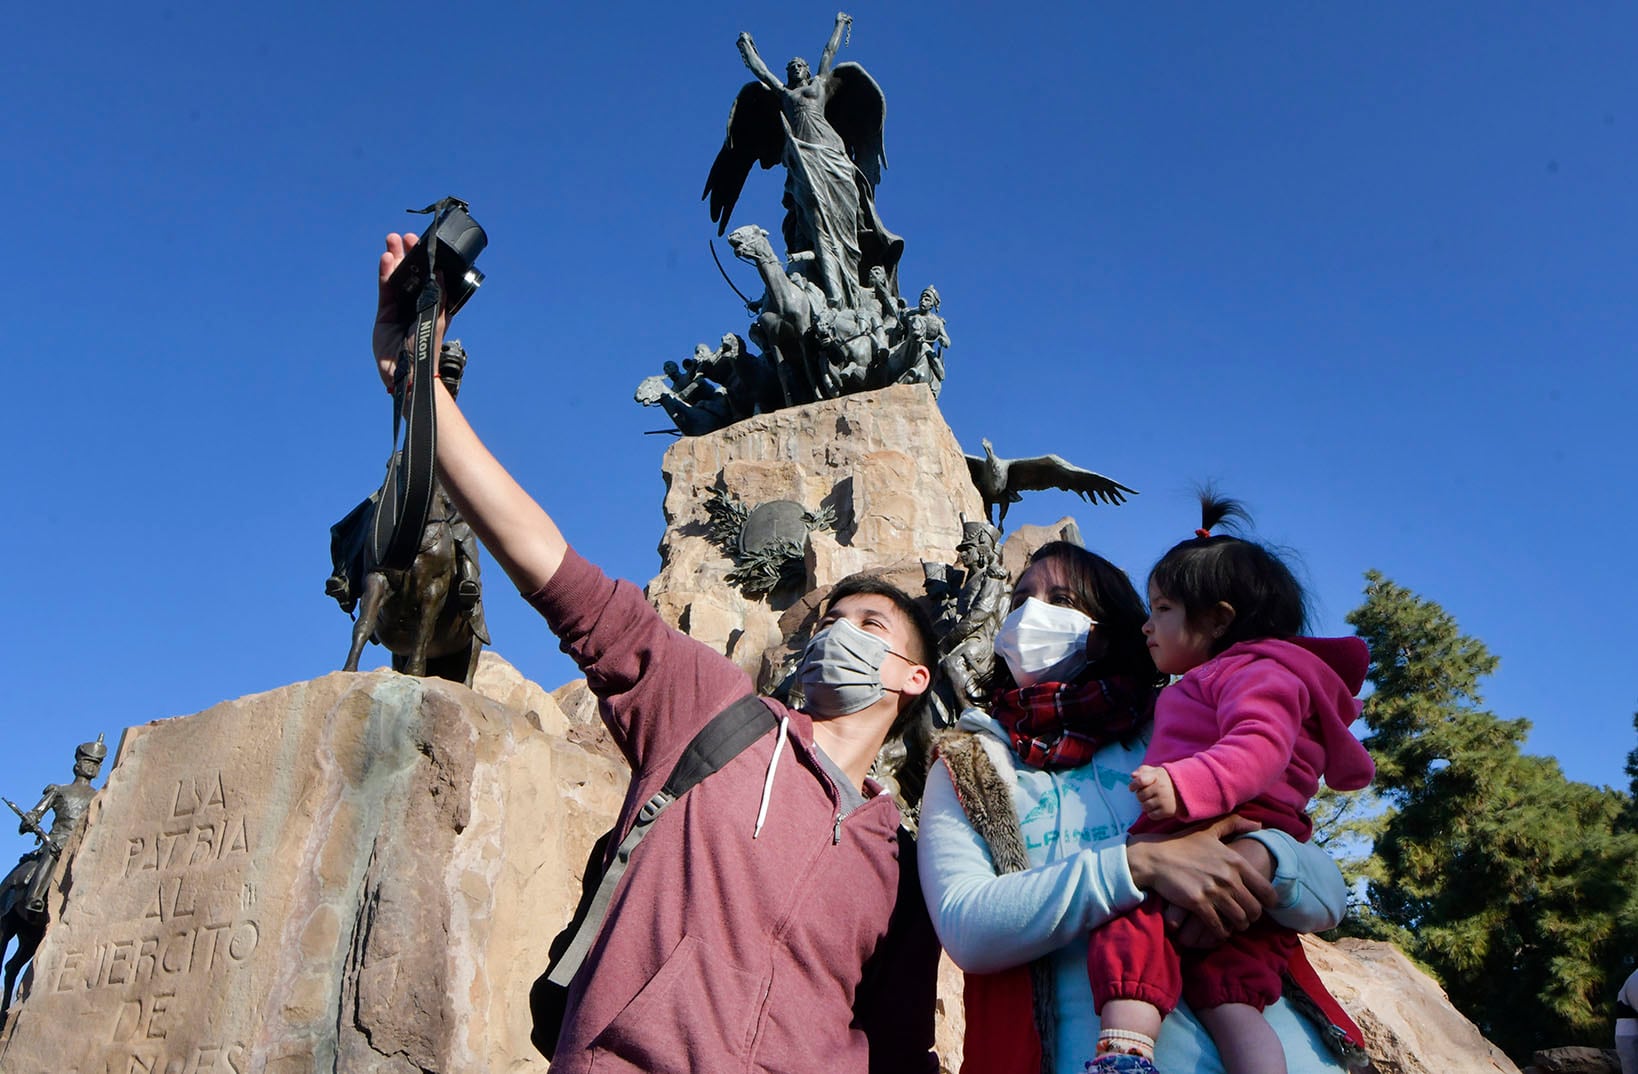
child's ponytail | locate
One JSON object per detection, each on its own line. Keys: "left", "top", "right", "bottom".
{"left": 1195, "top": 492, "right": 1250, "bottom": 539}
{"left": 1150, "top": 488, "right": 1308, "bottom": 653}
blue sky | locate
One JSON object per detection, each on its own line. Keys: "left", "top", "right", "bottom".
{"left": 3, "top": 3, "right": 1634, "bottom": 820}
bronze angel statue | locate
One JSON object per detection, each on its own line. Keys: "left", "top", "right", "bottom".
{"left": 703, "top": 13, "right": 904, "bottom": 312}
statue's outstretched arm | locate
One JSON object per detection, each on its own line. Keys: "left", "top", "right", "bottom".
{"left": 19, "top": 787, "right": 54, "bottom": 832}
{"left": 869, "top": 269, "right": 897, "bottom": 318}
{"left": 818, "top": 12, "right": 851, "bottom": 76}
{"left": 738, "top": 32, "right": 782, "bottom": 92}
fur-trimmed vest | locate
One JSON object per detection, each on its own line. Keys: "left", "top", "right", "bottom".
{"left": 936, "top": 730, "right": 1059, "bottom": 1074}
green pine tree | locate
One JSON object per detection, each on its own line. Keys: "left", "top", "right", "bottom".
{"left": 1622, "top": 710, "right": 1638, "bottom": 833}
{"left": 1343, "top": 571, "right": 1638, "bottom": 1061}
{"left": 1309, "top": 783, "right": 1386, "bottom": 902}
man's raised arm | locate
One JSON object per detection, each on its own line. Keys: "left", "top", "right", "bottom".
{"left": 372, "top": 232, "right": 567, "bottom": 595}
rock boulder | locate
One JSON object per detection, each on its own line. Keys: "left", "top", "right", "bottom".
{"left": 1301, "top": 934, "right": 1523, "bottom": 1074}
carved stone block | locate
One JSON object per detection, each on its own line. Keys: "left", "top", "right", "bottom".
{"left": 0, "top": 661, "right": 628, "bottom": 1073}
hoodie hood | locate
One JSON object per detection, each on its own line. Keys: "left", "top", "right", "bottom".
{"left": 1233, "top": 636, "right": 1375, "bottom": 792}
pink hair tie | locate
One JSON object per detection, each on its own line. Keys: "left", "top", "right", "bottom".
{"left": 1195, "top": 528, "right": 1211, "bottom": 539}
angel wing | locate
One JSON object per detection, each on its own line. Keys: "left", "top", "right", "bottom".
{"left": 1004, "top": 454, "right": 1137, "bottom": 506}
{"left": 702, "top": 81, "right": 784, "bottom": 236}
{"left": 825, "top": 62, "right": 887, "bottom": 187}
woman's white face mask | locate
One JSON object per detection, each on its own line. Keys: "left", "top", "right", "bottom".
{"left": 992, "top": 597, "right": 1096, "bottom": 687}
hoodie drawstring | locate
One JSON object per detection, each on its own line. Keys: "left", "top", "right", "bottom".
{"left": 753, "top": 714, "right": 790, "bottom": 838}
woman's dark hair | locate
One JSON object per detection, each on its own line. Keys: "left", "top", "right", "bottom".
{"left": 983, "top": 541, "right": 1163, "bottom": 697}
{"left": 1148, "top": 493, "right": 1308, "bottom": 654}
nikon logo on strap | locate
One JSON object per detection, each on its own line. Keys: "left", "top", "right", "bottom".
{"left": 369, "top": 198, "right": 487, "bottom": 571}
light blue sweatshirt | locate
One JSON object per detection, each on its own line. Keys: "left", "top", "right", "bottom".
{"left": 918, "top": 710, "right": 1350, "bottom": 1074}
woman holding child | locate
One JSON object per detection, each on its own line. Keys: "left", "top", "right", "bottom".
{"left": 918, "top": 519, "right": 1366, "bottom": 1074}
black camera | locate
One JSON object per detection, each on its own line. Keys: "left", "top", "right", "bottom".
{"left": 385, "top": 199, "right": 488, "bottom": 320}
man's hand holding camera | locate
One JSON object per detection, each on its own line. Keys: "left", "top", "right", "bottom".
{"left": 372, "top": 199, "right": 485, "bottom": 394}
{"left": 373, "top": 232, "right": 449, "bottom": 394}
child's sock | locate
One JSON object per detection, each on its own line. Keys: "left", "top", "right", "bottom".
{"left": 1086, "top": 1029, "right": 1162, "bottom": 1073}
{"left": 1096, "top": 1029, "right": 1156, "bottom": 1058}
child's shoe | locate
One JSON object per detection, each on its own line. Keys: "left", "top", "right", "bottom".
{"left": 1084, "top": 1054, "right": 1161, "bottom": 1074}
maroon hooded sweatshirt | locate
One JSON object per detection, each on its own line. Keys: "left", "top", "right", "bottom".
{"left": 527, "top": 549, "right": 939, "bottom": 1074}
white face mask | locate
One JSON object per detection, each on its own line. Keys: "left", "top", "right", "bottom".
{"left": 993, "top": 597, "right": 1097, "bottom": 687}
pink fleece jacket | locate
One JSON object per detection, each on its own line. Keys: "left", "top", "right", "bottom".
{"left": 527, "top": 549, "right": 938, "bottom": 1074}
{"left": 1147, "top": 637, "right": 1375, "bottom": 839}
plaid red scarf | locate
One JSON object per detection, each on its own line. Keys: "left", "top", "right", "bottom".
{"left": 990, "top": 675, "right": 1154, "bottom": 771}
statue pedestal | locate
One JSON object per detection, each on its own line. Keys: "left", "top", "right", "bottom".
{"left": 647, "top": 384, "right": 984, "bottom": 686}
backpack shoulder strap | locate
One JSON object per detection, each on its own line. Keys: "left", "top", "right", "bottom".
{"left": 661, "top": 694, "right": 780, "bottom": 801}
{"left": 544, "top": 694, "right": 777, "bottom": 990}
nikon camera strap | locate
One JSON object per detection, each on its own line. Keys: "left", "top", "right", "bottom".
{"left": 368, "top": 205, "right": 450, "bottom": 571}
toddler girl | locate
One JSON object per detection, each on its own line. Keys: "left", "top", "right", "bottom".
{"left": 1085, "top": 496, "right": 1374, "bottom": 1074}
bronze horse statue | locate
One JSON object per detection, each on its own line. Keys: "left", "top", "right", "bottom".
{"left": 728, "top": 224, "right": 832, "bottom": 406}
{"left": 328, "top": 480, "right": 487, "bottom": 686}
{"left": 0, "top": 862, "right": 46, "bottom": 1021}
{"left": 327, "top": 346, "right": 487, "bottom": 686}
